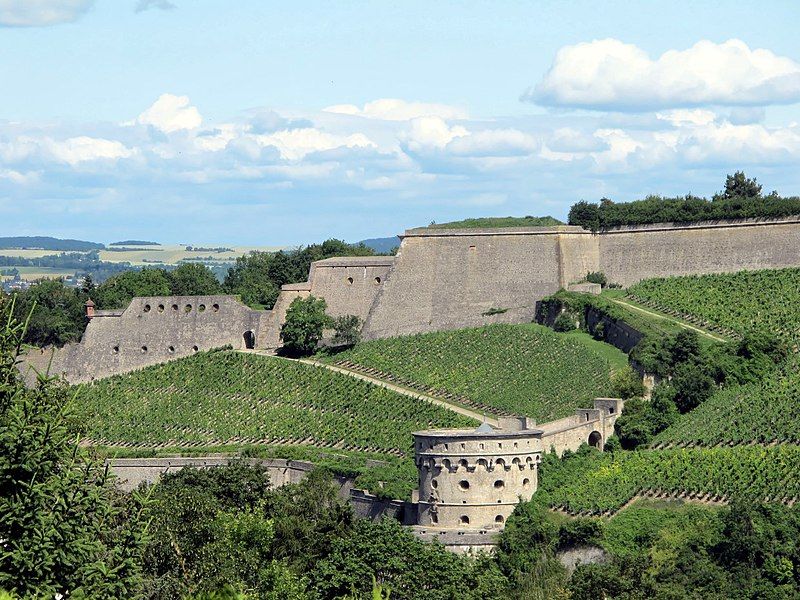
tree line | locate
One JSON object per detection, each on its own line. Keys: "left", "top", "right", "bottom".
{"left": 568, "top": 172, "right": 800, "bottom": 231}
{"left": 4, "top": 239, "right": 383, "bottom": 348}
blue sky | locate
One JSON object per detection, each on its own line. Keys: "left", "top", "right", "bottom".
{"left": 2, "top": 0, "right": 800, "bottom": 244}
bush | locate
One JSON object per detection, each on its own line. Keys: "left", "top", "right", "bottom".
{"left": 586, "top": 272, "right": 608, "bottom": 287}
{"left": 553, "top": 313, "right": 576, "bottom": 332}
{"left": 610, "top": 367, "right": 646, "bottom": 400}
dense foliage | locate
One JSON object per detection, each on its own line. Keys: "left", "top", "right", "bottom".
{"left": 568, "top": 172, "right": 800, "bottom": 230}
{"left": 73, "top": 350, "right": 474, "bottom": 455}
{"left": 426, "top": 215, "right": 563, "bottom": 229}
{"left": 628, "top": 266, "right": 800, "bottom": 347}
{"left": 279, "top": 296, "right": 333, "bottom": 357}
{"left": 0, "top": 300, "right": 148, "bottom": 598}
{"left": 321, "top": 324, "right": 627, "bottom": 420}
{"left": 536, "top": 444, "right": 800, "bottom": 514}
{"left": 223, "top": 239, "right": 377, "bottom": 309}
{"left": 0, "top": 236, "right": 104, "bottom": 251}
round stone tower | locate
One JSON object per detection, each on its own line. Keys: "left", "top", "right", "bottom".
{"left": 413, "top": 417, "right": 543, "bottom": 529}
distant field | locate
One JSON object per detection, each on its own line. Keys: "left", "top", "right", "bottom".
{"left": 99, "top": 244, "right": 284, "bottom": 266}
{"left": 320, "top": 323, "right": 627, "bottom": 421}
{"left": 74, "top": 350, "right": 474, "bottom": 455}
{"left": 627, "top": 267, "right": 800, "bottom": 346}
{"left": 0, "top": 249, "right": 64, "bottom": 260}
{"left": 2, "top": 267, "right": 77, "bottom": 280}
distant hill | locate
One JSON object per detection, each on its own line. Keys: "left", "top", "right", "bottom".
{"left": 425, "top": 216, "right": 564, "bottom": 229}
{"left": 0, "top": 236, "right": 104, "bottom": 251}
{"left": 358, "top": 236, "right": 400, "bottom": 254}
{"left": 109, "top": 240, "right": 159, "bottom": 246}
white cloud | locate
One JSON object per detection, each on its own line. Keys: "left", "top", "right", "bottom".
{"left": 0, "top": 0, "right": 92, "bottom": 26}
{"left": 401, "top": 117, "right": 468, "bottom": 151}
{"left": 528, "top": 39, "right": 800, "bottom": 111}
{"left": 446, "top": 129, "right": 539, "bottom": 157}
{"left": 47, "top": 136, "right": 134, "bottom": 165}
{"left": 656, "top": 109, "right": 717, "bottom": 127}
{"left": 136, "top": 94, "right": 202, "bottom": 133}
{"left": 324, "top": 98, "right": 468, "bottom": 121}
{"left": 254, "top": 128, "right": 376, "bottom": 160}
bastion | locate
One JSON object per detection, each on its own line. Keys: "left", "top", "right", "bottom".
{"left": 412, "top": 416, "right": 543, "bottom": 531}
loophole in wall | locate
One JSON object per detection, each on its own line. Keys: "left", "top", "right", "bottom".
{"left": 459, "top": 480, "right": 470, "bottom": 490}
{"left": 158, "top": 304, "right": 165, "bottom": 312}
{"left": 212, "top": 303, "right": 220, "bottom": 312}
{"left": 143, "top": 304, "right": 151, "bottom": 312}
{"left": 184, "top": 304, "right": 192, "bottom": 313}
{"left": 141, "top": 346, "right": 148, "bottom": 353}
{"left": 198, "top": 304, "right": 206, "bottom": 312}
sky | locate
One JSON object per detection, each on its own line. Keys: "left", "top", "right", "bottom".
{"left": 2, "top": 1, "right": 800, "bottom": 245}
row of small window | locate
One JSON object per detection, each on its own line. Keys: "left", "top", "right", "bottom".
{"left": 112, "top": 344, "right": 200, "bottom": 354}
{"left": 430, "top": 515, "right": 504, "bottom": 525}
{"left": 346, "top": 277, "right": 382, "bottom": 285}
{"left": 420, "top": 440, "right": 530, "bottom": 451}
{"left": 431, "top": 478, "right": 530, "bottom": 491}
{"left": 143, "top": 303, "right": 220, "bottom": 314}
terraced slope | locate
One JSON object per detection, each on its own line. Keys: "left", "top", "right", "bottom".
{"left": 537, "top": 445, "right": 800, "bottom": 515}
{"left": 321, "top": 324, "right": 627, "bottom": 420}
{"left": 73, "top": 350, "right": 475, "bottom": 455}
{"left": 653, "top": 359, "right": 800, "bottom": 447}
{"left": 627, "top": 267, "right": 800, "bottom": 346}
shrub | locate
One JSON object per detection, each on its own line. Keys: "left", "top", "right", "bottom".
{"left": 585, "top": 272, "right": 608, "bottom": 287}
{"left": 553, "top": 313, "right": 576, "bottom": 332}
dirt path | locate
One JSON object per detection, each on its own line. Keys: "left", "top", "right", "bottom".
{"left": 299, "top": 358, "right": 495, "bottom": 426}
{"left": 609, "top": 298, "right": 727, "bottom": 342}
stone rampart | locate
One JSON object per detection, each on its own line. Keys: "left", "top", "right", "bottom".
{"left": 260, "top": 256, "right": 394, "bottom": 348}
{"left": 539, "top": 398, "right": 623, "bottom": 456}
{"left": 21, "top": 295, "right": 268, "bottom": 384}
{"left": 599, "top": 216, "right": 800, "bottom": 286}
{"left": 362, "top": 226, "right": 595, "bottom": 340}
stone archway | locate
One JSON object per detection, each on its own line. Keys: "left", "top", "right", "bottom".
{"left": 588, "top": 430, "right": 602, "bottom": 449}
{"left": 243, "top": 331, "right": 256, "bottom": 349}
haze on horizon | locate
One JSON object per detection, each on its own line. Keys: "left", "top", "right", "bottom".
{"left": 3, "top": 0, "right": 800, "bottom": 245}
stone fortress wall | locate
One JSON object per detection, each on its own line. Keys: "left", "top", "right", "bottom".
{"left": 598, "top": 216, "right": 800, "bottom": 286}
{"left": 24, "top": 215, "right": 800, "bottom": 384}
{"left": 23, "top": 295, "right": 268, "bottom": 384}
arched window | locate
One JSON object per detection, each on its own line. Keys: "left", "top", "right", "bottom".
{"left": 459, "top": 515, "right": 470, "bottom": 525}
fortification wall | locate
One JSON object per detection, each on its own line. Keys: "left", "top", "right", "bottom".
{"left": 22, "top": 295, "right": 268, "bottom": 384}
{"left": 599, "top": 216, "right": 800, "bottom": 286}
{"left": 539, "top": 399, "right": 622, "bottom": 456}
{"left": 260, "top": 256, "right": 394, "bottom": 349}
{"left": 363, "top": 226, "right": 594, "bottom": 340}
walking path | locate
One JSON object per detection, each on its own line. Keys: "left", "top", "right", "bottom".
{"left": 608, "top": 298, "right": 727, "bottom": 342}
{"left": 299, "top": 358, "right": 497, "bottom": 426}
{"left": 240, "top": 349, "right": 493, "bottom": 425}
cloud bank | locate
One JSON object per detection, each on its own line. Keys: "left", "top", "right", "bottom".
{"left": 527, "top": 39, "right": 800, "bottom": 111}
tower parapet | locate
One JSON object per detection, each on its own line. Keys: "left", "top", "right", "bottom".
{"left": 412, "top": 420, "right": 543, "bottom": 530}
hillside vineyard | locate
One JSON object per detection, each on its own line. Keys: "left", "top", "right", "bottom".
{"left": 24, "top": 215, "right": 800, "bottom": 383}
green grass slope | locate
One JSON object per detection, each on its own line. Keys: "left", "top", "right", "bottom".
{"left": 425, "top": 215, "right": 563, "bottom": 229}
{"left": 74, "top": 350, "right": 474, "bottom": 455}
{"left": 627, "top": 267, "right": 800, "bottom": 346}
{"left": 321, "top": 324, "right": 628, "bottom": 420}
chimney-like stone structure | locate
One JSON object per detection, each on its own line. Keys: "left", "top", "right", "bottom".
{"left": 85, "top": 298, "right": 95, "bottom": 320}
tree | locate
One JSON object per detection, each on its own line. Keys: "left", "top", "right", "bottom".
{"left": 94, "top": 268, "right": 172, "bottom": 309}
{"left": 610, "top": 366, "right": 646, "bottom": 400}
{"left": 568, "top": 201, "right": 601, "bottom": 232}
{"left": 331, "top": 314, "right": 363, "bottom": 347}
{"left": 716, "top": 171, "right": 762, "bottom": 200}
{"left": 223, "top": 251, "right": 281, "bottom": 308}
{"left": 169, "top": 263, "right": 222, "bottom": 296}
{"left": 0, "top": 299, "right": 148, "bottom": 598}
{"left": 12, "top": 279, "right": 87, "bottom": 346}
{"left": 279, "top": 296, "right": 333, "bottom": 356}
